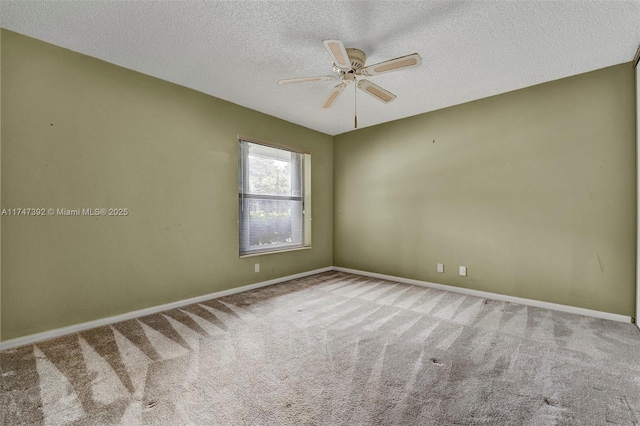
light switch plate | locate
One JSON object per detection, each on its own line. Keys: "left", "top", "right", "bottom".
{"left": 437, "top": 263, "right": 444, "bottom": 273}
{"left": 459, "top": 266, "right": 467, "bottom": 276}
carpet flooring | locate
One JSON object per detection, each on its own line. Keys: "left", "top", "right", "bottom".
{"left": 2, "top": 271, "right": 640, "bottom": 425}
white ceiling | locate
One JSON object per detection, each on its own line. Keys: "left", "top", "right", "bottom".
{"left": 2, "top": 1, "right": 639, "bottom": 136}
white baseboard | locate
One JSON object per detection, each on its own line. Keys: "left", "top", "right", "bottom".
{"left": 334, "top": 267, "right": 633, "bottom": 324}
{"left": 2, "top": 264, "right": 633, "bottom": 351}
{"left": 0, "top": 266, "right": 333, "bottom": 351}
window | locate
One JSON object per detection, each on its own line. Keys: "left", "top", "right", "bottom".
{"left": 238, "top": 138, "right": 311, "bottom": 256}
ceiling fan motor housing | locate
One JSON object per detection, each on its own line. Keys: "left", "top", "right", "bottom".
{"left": 346, "top": 48, "right": 366, "bottom": 71}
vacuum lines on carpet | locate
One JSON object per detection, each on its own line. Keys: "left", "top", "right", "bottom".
{"left": 2, "top": 271, "right": 640, "bottom": 424}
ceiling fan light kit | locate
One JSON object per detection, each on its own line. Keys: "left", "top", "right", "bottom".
{"left": 279, "top": 39, "right": 422, "bottom": 127}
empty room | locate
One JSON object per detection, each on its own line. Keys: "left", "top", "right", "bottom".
{"left": 2, "top": 1, "right": 640, "bottom": 424}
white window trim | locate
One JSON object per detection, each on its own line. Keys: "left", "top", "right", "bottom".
{"left": 238, "top": 137, "right": 312, "bottom": 257}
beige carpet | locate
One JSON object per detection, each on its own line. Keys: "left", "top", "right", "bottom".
{"left": 2, "top": 271, "right": 640, "bottom": 425}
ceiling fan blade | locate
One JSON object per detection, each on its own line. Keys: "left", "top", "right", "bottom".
{"left": 357, "top": 80, "right": 397, "bottom": 103}
{"left": 359, "top": 53, "right": 422, "bottom": 77}
{"left": 321, "top": 83, "right": 347, "bottom": 108}
{"left": 322, "top": 39, "right": 351, "bottom": 70}
{"left": 278, "top": 75, "right": 338, "bottom": 85}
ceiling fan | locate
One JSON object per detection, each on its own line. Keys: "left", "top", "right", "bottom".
{"left": 278, "top": 39, "right": 422, "bottom": 127}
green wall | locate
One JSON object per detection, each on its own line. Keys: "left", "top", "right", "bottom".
{"left": 1, "top": 29, "right": 637, "bottom": 341}
{"left": 1, "top": 30, "right": 333, "bottom": 341}
{"left": 334, "top": 63, "right": 636, "bottom": 316}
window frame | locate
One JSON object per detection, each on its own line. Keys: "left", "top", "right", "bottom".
{"left": 238, "top": 136, "right": 311, "bottom": 257}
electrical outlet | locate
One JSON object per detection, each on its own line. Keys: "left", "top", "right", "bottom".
{"left": 459, "top": 266, "right": 467, "bottom": 276}
{"left": 437, "top": 263, "right": 444, "bottom": 273}
{"left": 255, "top": 263, "right": 260, "bottom": 273}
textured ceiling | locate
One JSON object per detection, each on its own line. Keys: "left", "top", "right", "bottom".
{"left": 2, "top": 1, "right": 639, "bottom": 136}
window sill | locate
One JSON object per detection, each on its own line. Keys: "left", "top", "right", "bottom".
{"left": 239, "top": 246, "right": 312, "bottom": 258}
